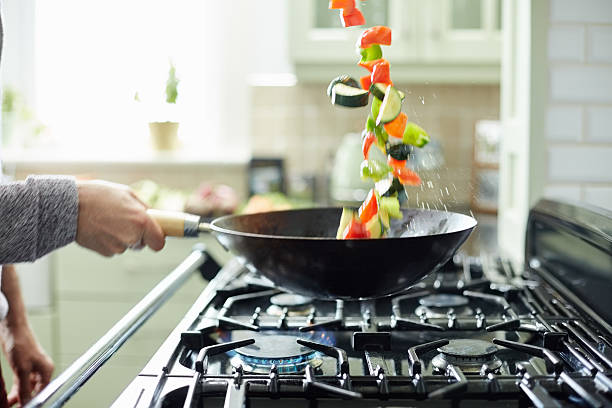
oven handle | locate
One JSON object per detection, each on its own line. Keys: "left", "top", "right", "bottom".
{"left": 25, "top": 245, "right": 209, "bottom": 408}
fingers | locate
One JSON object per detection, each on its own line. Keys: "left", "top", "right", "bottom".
{"left": 141, "top": 214, "right": 166, "bottom": 252}
{"left": 17, "top": 370, "right": 33, "bottom": 405}
{"left": 34, "top": 357, "right": 54, "bottom": 389}
{"left": 7, "top": 385, "right": 18, "bottom": 406}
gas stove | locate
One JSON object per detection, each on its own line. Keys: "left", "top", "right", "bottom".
{"left": 106, "top": 200, "right": 612, "bottom": 408}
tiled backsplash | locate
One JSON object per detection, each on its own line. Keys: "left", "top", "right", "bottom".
{"left": 250, "top": 83, "right": 499, "bottom": 207}
{"left": 545, "top": 0, "right": 612, "bottom": 209}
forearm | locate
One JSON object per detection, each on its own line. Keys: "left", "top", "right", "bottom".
{"left": 0, "top": 265, "right": 28, "bottom": 335}
{"left": 0, "top": 176, "right": 79, "bottom": 264}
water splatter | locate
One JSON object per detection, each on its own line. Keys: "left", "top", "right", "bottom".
{"left": 426, "top": 202, "right": 430, "bottom": 210}
{"left": 427, "top": 181, "right": 434, "bottom": 189}
{"left": 418, "top": 96, "right": 425, "bottom": 105}
{"left": 445, "top": 187, "right": 450, "bottom": 196}
{"left": 452, "top": 183, "right": 457, "bottom": 191}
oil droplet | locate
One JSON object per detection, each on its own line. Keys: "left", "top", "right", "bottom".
{"left": 418, "top": 96, "right": 425, "bottom": 105}
{"left": 452, "top": 183, "right": 457, "bottom": 191}
{"left": 469, "top": 210, "right": 475, "bottom": 218}
{"left": 426, "top": 202, "right": 430, "bottom": 210}
{"left": 443, "top": 204, "right": 448, "bottom": 212}
{"left": 445, "top": 187, "right": 450, "bottom": 196}
{"left": 427, "top": 181, "right": 434, "bottom": 189}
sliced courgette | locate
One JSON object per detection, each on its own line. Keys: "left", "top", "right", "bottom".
{"left": 376, "top": 85, "right": 402, "bottom": 125}
{"left": 327, "top": 75, "right": 361, "bottom": 97}
{"left": 331, "top": 83, "right": 369, "bottom": 107}
{"left": 370, "top": 83, "right": 405, "bottom": 101}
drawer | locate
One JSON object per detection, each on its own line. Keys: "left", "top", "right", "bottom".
{"left": 56, "top": 274, "right": 202, "bottom": 358}
{"left": 54, "top": 236, "right": 228, "bottom": 299}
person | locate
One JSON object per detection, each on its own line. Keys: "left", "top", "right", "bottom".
{"left": 0, "top": 177, "right": 167, "bottom": 407}
{"left": 0, "top": 15, "right": 166, "bottom": 408}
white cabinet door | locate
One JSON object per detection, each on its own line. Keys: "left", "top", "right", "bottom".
{"left": 290, "top": 0, "right": 417, "bottom": 64}
{"left": 422, "top": 0, "right": 501, "bottom": 63}
{"left": 289, "top": 0, "right": 500, "bottom": 83}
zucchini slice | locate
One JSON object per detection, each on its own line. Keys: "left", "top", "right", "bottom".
{"left": 376, "top": 85, "right": 402, "bottom": 125}
{"left": 327, "top": 75, "right": 361, "bottom": 97}
{"left": 331, "top": 83, "right": 369, "bottom": 108}
{"left": 370, "top": 83, "right": 405, "bottom": 101}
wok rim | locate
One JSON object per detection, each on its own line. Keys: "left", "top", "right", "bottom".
{"left": 209, "top": 207, "right": 478, "bottom": 241}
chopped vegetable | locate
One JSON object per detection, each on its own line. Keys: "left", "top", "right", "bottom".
{"left": 376, "top": 85, "right": 402, "bottom": 125}
{"left": 394, "top": 167, "right": 421, "bottom": 186}
{"left": 362, "top": 132, "right": 376, "bottom": 159}
{"left": 360, "top": 159, "right": 391, "bottom": 181}
{"left": 359, "top": 44, "right": 383, "bottom": 63}
{"left": 327, "top": 75, "right": 360, "bottom": 97}
{"left": 379, "top": 196, "right": 402, "bottom": 219}
{"left": 358, "top": 26, "right": 392, "bottom": 49}
{"left": 360, "top": 75, "right": 372, "bottom": 91}
{"left": 402, "top": 122, "right": 430, "bottom": 147}
{"left": 343, "top": 216, "right": 370, "bottom": 239}
{"left": 387, "top": 156, "right": 407, "bottom": 170}
{"left": 371, "top": 96, "right": 382, "bottom": 119}
{"left": 387, "top": 143, "right": 411, "bottom": 160}
{"left": 383, "top": 111, "right": 407, "bottom": 139}
{"left": 370, "top": 60, "right": 392, "bottom": 86}
{"left": 341, "top": 8, "right": 365, "bottom": 27}
{"left": 330, "top": 83, "right": 369, "bottom": 107}
{"left": 358, "top": 58, "right": 385, "bottom": 73}
{"left": 336, "top": 208, "right": 355, "bottom": 239}
{"left": 365, "top": 214, "right": 383, "bottom": 238}
{"left": 358, "top": 189, "right": 378, "bottom": 223}
{"left": 329, "top": 0, "right": 355, "bottom": 9}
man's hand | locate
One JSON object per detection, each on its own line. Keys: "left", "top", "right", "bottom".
{"left": 0, "top": 324, "right": 53, "bottom": 407}
{"left": 76, "top": 180, "right": 165, "bottom": 256}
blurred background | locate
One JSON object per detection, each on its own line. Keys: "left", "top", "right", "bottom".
{"left": 1, "top": 0, "right": 610, "bottom": 406}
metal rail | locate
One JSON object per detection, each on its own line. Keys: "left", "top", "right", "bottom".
{"left": 25, "top": 246, "right": 208, "bottom": 408}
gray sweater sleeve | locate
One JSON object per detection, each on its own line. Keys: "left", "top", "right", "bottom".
{"left": 0, "top": 176, "right": 79, "bottom": 264}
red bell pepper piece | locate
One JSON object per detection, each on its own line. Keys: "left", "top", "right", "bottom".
{"left": 341, "top": 7, "right": 365, "bottom": 27}
{"left": 383, "top": 112, "right": 407, "bottom": 139}
{"left": 371, "top": 60, "right": 391, "bottom": 85}
{"left": 394, "top": 167, "right": 421, "bottom": 186}
{"left": 329, "top": 0, "right": 354, "bottom": 10}
{"left": 387, "top": 155, "right": 407, "bottom": 170}
{"left": 362, "top": 132, "right": 376, "bottom": 159}
{"left": 343, "top": 217, "right": 370, "bottom": 239}
{"left": 358, "top": 189, "right": 378, "bottom": 223}
{"left": 359, "top": 26, "right": 392, "bottom": 49}
{"left": 360, "top": 74, "right": 372, "bottom": 91}
{"left": 358, "top": 58, "right": 385, "bottom": 73}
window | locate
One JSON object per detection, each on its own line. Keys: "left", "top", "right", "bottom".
{"left": 3, "top": 0, "right": 258, "bottom": 160}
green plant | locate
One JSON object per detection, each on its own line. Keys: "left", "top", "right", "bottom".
{"left": 2, "top": 87, "right": 17, "bottom": 114}
{"left": 165, "top": 61, "right": 179, "bottom": 104}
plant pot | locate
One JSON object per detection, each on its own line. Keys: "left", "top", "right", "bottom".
{"left": 149, "top": 121, "right": 179, "bottom": 151}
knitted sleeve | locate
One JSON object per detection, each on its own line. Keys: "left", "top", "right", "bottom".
{"left": 0, "top": 176, "right": 79, "bottom": 263}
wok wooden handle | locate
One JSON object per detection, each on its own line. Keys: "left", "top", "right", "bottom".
{"left": 146, "top": 209, "right": 210, "bottom": 237}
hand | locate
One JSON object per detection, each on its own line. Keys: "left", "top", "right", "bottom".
{"left": 76, "top": 180, "right": 165, "bottom": 256}
{"left": 0, "top": 324, "right": 53, "bottom": 407}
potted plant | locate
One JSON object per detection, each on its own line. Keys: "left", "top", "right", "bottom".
{"left": 148, "top": 61, "right": 180, "bottom": 151}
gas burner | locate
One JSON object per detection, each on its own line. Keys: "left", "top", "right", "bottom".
{"left": 432, "top": 339, "right": 501, "bottom": 374}
{"left": 267, "top": 293, "right": 313, "bottom": 317}
{"left": 230, "top": 335, "right": 322, "bottom": 374}
{"left": 415, "top": 294, "right": 473, "bottom": 318}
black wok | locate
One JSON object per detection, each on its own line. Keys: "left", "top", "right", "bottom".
{"left": 148, "top": 207, "right": 476, "bottom": 300}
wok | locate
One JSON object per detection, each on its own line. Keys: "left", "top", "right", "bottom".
{"left": 148, "top": 207, "right": 477, "bottom": 300}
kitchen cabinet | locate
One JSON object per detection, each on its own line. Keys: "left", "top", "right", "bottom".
{"left": 50, "top": 237, "right": 230, "bottom": 407}
{"left": 289, "top": 0, "right": 501, "bottom": 83}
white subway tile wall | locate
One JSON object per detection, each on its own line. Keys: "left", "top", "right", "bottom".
{"left": 250, "top": 84, "right": 499, "bottom": 207}
{"left": 548, "top": 26, "right": 585, "bottom": 62}
{"left": 546, "top": 105, "right": 583, "bottom": 141}
{"left": 547, "top": 0, "right": 612, "bottom": 210}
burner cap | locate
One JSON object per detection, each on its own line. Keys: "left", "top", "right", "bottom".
{"left": 432, "top": 339, "right": 501, "bottom": 374}
{"left": 438, "top": 339, "right": 498, "bottom": 358}
{"left": 270, "top": 294, "right": 313, "bottom": 308}
{"left": 231, "top": 335, "right": 321, "bottom": 373}
{"left": 419, "top": 294, "right": 469, "bottom": 308}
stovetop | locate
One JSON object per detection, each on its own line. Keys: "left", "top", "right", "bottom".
{"left": 113, "top": 253, "right": 612, "bottom": 408}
